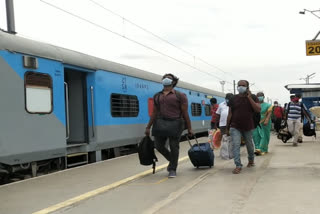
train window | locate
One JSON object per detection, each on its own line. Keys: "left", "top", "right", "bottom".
{"left": 191, "top": 103, "right": 202, "bottom": 116}
{"left": 205, "top": 104, "right": 211, "bottom": 116}
{"left": 111, "top": 93, "right": 139, "bottom": 117}
{"left": 25, "top": 72, "right": 53, "bottom": 114}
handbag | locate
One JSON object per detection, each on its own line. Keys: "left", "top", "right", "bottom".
{"left": 152, "top": 117, "right": 185, "bottom": 137}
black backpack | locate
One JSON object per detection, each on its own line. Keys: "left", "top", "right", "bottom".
{"left": 303, "top": 122, "right": 316, "bottom": 137}
{"left": 137, "top": 136, "right": 158, "bottom": 174}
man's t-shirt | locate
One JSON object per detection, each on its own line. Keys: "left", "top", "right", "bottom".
{"left": 216, "top": 101, "right": 229, "bottom": 127}
{"left": 228, "top": 94, "right": 259, "bottom": 131}
{"left": 211, "top": 104, "right": 219, "bottom": 123}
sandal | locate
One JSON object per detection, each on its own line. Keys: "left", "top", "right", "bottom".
{"left": 232, "top": 167, "right": 242, "bottom": 174}
{"left": 247, "top": 161, "right": 255, "bottom": 168}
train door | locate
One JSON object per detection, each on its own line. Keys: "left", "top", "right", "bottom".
{"left": 64, "top": 69, "right": 89, "bottom": 145}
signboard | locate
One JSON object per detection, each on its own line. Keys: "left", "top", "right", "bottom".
{"left": 306, "top": 40, "right": 320, "bottom": 56}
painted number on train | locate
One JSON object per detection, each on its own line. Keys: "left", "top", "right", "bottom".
{"left": 306, "top": 40, "right": 320, "bottom": 56}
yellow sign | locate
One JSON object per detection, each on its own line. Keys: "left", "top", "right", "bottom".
{"left": 306, "top": 40, "right": 320, "bottom": 56}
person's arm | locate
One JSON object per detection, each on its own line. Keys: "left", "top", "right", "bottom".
{"left": 247, "top": 91, "right": 261, "bottom": 112}
{"left": 301, "top": 103, "right": 312, "bottom": 123}
{"left": 215, "top": 105, "right": 222, "bottom": 129}
{"left": 263, "top": 105, "right": 273, "bottom": 126}
{"left": 145, "top": 107, "right": 158, "bottom": 136}
{"left": 226, "top": 107, "right": 232, "bottom": 135}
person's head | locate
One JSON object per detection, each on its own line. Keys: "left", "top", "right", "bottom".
{"left": 290, "top": 95, "right": 299, "bottom": 103}
{"left": 225, "top": 93, "right": 233, "bottom": 104}
{"left": 274, "top": 101, "right": 278, "bottom": 107}
{"left": 257, "top": 92, "right": 265, "bottom": 103}
{"left": 210, "top": 98, "right": 217, "bottom": 105}
{"left": 237, "top": 80, "right": 249, "bottom": 94}
{"left": 162, "top": 73, "right": 179, "bottom": 88}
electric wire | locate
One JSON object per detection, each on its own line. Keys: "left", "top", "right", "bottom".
{"left": 88, "top": 0, "right": 229, "bottom": 75}
{"left": 40, "top": 0, "right": 229, "bottom": 83}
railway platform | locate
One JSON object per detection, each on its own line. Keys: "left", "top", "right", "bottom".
{"left": 1, "top": 135, "right": 320, "bottom": 214}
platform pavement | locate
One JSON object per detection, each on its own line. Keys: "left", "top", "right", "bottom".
{"left": 58, "top": 134, "right": 320, "bottom": 214}
{"left": 0, "top": 136, "right": 211, "bottom": 214}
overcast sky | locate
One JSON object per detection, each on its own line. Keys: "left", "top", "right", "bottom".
{"left": 1, "top": 0, "right": 320, "bottom": 105}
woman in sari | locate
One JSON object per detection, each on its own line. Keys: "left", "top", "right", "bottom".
{"left": 253, "top": 92, "right": 273, "bottom": 155}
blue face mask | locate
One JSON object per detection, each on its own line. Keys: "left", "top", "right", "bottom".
{"left": 162, "top": 78, "right": 173, "bottom": 86}
{"left": 237, "top": 86, "right": 247, "bottom": 94}
{"left": 258, "top": 96, "right": 264, "bottom": 102}
{"left": 225, "top": 99, "right": 229, "bottom": 104}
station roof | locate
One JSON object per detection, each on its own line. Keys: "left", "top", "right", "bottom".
{"left": 285, "top": 84, "right": 320, "bottom": 98}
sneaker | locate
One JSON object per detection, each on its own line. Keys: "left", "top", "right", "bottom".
{"left": 168, "top": 170, "right": 177, "bottom": 178}
{"left": 293, "top": 142, "right": 298, "bottom": 147}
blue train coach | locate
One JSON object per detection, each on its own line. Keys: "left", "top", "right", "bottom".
{"left": 0, "top": 30, "right": 225, "bottom": 180}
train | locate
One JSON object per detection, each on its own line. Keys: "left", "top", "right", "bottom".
{"left": 0, "top": 30, "right": 225, "bottom": 182}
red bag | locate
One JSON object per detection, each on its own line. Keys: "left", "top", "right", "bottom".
{"left": 212, "top": 129, "right": 222, "bottom": 148}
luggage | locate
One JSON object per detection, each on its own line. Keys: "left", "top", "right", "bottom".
{"left": 187, "top": 135, "right": 214, "bottom": 168}
{"left": 303, "top": 121, "right": 316, "bottom": 137}
{"left": 220, "top": 135, "right": 233, "bottom": 160}
{"left": 138, "top": 136, "right": 158, "bottom": 173}
{"left": 277, "top": 123, "right": 292, "bottom": 143}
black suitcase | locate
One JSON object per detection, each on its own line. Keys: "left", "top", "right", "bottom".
{"left": 187, "top": 135, "right": 214, "bottom": 168}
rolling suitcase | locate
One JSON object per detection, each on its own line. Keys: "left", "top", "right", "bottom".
{"left": 187, "top": 135, "right": 214, "bottom": 168}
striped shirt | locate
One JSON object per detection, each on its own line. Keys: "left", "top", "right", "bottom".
{"left": 286, "top": 102, "right": 303, "bottom": 120}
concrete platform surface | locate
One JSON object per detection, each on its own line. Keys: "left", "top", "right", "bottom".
{"left": 2, "top": 134, "right": 320, "bottom": 214}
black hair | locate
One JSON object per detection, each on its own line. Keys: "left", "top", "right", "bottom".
{"left": 225, "top": 93, "right": 233, "bottom": 100}
{"left": 162, "top": 73, "right": 179, "bottom": 87}
{"left": 290, "top": 95, "right": 295, "bottom": 99}
{"left": 210, "top": 98, "right": 217, "bottom": 104}
{"left": 238, "top": 80, "right": 249, "bottom": 87}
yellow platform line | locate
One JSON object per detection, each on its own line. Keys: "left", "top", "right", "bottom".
{"left": 32, "top": 156, "right": 189, "bottom": 214}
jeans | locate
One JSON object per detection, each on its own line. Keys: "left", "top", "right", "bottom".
{"left": 154, "top": 136, "right": 180, "bottom": 171}
{"left": 230, "top": 128, "right": 255, "bottom": 168}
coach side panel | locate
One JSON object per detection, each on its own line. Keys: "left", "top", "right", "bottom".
{"left": 0, "top": 51, "right": 66, "bottom": 165}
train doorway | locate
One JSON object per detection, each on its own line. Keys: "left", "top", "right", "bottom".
{"left": 64, "top": 69, "right": 89, "bottom": 145}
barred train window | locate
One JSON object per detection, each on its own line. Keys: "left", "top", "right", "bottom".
{"left": 25, "top": 72, "right": 53, "bottom": 114}
{"left": 191, "top": 103, "right": 202, "bottom": 116}
{"left": 111, "top": 93, "right": 139, "bottom": 117}
{"left": 205, "top": 104, "right": 211, "bottom": 116}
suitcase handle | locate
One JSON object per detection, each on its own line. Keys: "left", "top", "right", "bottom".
{"left": 186, "top": 134, "right": 200, "bottom": 149}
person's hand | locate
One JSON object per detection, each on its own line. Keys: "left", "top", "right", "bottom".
{"left": 145, "top": 128, "right": 150, "bottom": 136}
{"left": 188, "top": 129, "right": 194, "bottom": 137}
{"left": 226, "top": 129, "right": 230, "bottom": 136}
{"left": 263, "top": 120, "right": 268, "bottom": 126}
{"left": 247, "top": 89, "right": 252, "bottom": 98}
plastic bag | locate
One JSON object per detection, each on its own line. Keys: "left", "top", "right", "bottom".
{"left": 220, "top": 135, "right": 233, "bottom": 160}
{"left": 208, "top": 129, "right": 216, "bottom": 147}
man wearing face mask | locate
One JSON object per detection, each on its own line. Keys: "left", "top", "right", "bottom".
{"left": 227, "top": 80, "right": 261, "bottom": 174}
{"left": 253, "top": 92, "right": 273, "bottom": 155}
{"left": 284, "top": 94, "right": 310, "bottom": 146}
{"left": 145, "top": 73, "right": 193, "bottom": 178}
{"left": 272, "top": 101, "right": 283, "bottom": 133}
{"left": 215, "top": 93, "right": 234, "bottom": 135}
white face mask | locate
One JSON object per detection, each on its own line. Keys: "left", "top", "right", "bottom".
{"left": 162, "top": 78, "right": 173, "bottom": 86}
{"left": 237, "top": 86, "right": 247, "bottom": 94}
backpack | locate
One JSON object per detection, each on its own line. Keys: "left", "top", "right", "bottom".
{"left": 137, "top": 136, "right": 158, "bottom": 174}
{"left": 303, "top": 122, "right": 316, "bottom": 137}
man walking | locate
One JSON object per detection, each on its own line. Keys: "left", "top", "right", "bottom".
{"left": 210, "top": 98, "right": 219, "bottom": 129}
{"left": 285, "top": 94, "right": 310, "bottom": 146}
{"left": 272, "top": 101, "right": 283, "bottom": 133}
{"left": 145, "top": 73, "right": 193, "bottom": 178}
{"left": 215, "top": 93, "right": 233, "bottom": 135}
{"left": 227, "top": 80, "right": 261, "bottom": 174}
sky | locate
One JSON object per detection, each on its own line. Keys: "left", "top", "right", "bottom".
{"left": 1, "top": 0, "right": 320, "bottom": 105}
